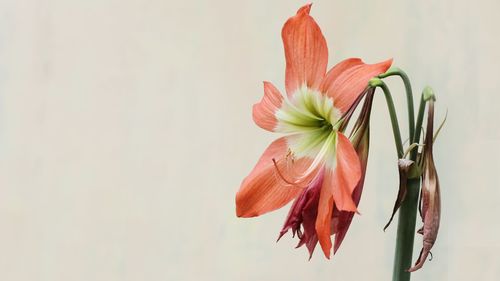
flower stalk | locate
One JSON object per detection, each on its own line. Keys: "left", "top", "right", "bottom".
{"left": 368, "top": 78, "right": 404, "bottom": 158}
{"left": 378, "top": 67, "right": 415, "bottom": 142}
{"left": 392, "top": 177, "right": 421, "bottom": 280}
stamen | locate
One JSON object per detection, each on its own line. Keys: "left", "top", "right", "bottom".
{"left": 272, "top": 158, "right": 307, "bottom": 189}
{"left": 272, "top": 133, "right": 334, "bottom": 190}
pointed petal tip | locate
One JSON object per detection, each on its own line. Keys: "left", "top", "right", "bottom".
{"left": 234, "top": 190, "right": 261, "bottom": 218}
{"left": 235, "top": 210, "right": 254, "bottom": 218}
{"left": 371, "top": 57, "right": 393, "bottom": 74}
{"left": 318, "top": 238, "right": 332, "bottom": 259}
{"left": 407, "top": 262, "right": 424, "bottom": 272}
{"left": 384, "top": 58, "right": 394, "bottom": 71}
{"left": 282, "top": 2, "right": 327, "bottom": 94}
{"left": 321, "top": 250, "right": 331, "bottom": 260}
{"left": 297, "top": 3, "right": 312, "bottom": 15}
{"left": 336, "top": 200, "right": 359, "bottom": 213}
{"left": 359, "top": 57, "right": 393, "bottom": 67}
{"left": 333, "top": 243, "right": 341, "bottom": 255}
{"left": 235, "top": 195, "right": 244, "bottom": 217}
{"left": 276, "top": 230, "right": 287, "bottom": 242}
{"left": 235, "top": 199, "right": 254, "bottom": 218}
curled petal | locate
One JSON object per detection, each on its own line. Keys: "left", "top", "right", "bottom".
{"left": 409, "top": 100, "right": 441, "bottom": 272}
{"left": 253, "top": 81, "right": 284, "bottom": 131}
{"left": 282, "top": 4, "right": 328, "bottom": 95}
{"left": 322, "top": 59, "right": 392, "bottom": 113}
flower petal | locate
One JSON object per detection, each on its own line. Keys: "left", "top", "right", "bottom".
{"left": 315, "top": 133, "right": 362, "bottom": 258}
{"left": 315, "top": 167, "right": 335, "bottom": 259}
{"left": 332, "top": 133, "right": 362, "bottom": 212}
{"left": 236, "top": 138, "right": 304, "bottom": 217}
{"left": 320, "top": 58, "right": 364, "bottom": 91}
{"left": 278, "top": 169, "right": 324, "bottom": 259}
{"left": 253, "top": 81, "right": 284, "bottom": 131}
{"left": 333, "top": 89, "right": 375, "bottom": 253}
{"left": 282, "top": 4, "right": 328, "bottom": 96}
{"left": 322, "top": 59, "right": 392, "bottom": 113}
{"left": 333, "top": 130, "right": 369, "bottom": 253}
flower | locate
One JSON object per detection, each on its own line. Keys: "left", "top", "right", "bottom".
{"left": 408, "top": 99, "right": 441, "bottom": 272}
{"left": 235, "top": 4, "right": 392, "bottom": 259}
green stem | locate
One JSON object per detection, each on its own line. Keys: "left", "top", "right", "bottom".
{"left": 392, "top": 178, "right": 421, "bottom": 281}
{"left": 369, "top": 78, "right": 404, "bottom": 158}
{"left": 411, "top": 86, "right": 435, "bottom": 160}
{"left": 391, "top": 93, "right": 422, "bottom": 281}
{"left": 410, "top": 96, "right": 426, "bottom": 161}
{"left": 379, "top": 67, "right": 415, "bottom": 143}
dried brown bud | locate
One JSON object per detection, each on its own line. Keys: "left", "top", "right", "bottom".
{"left": 408, "top": 100, "right": 441, "bottom": 272}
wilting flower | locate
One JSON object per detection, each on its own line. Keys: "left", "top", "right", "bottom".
{"left": 235, "top": 4, "right": 391, "bottom": 259}
{"left": 384, "top": 158, "right": 414, "bottom": 231}
{"left": 408, "top": 99, "right": 441, "bottom": 272}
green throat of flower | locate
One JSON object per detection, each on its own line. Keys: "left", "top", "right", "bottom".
{"left": 275, "top": 86, "right": 342, "bottom": 165}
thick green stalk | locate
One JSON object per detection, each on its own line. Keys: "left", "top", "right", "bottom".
{"left": 410, "top": 95, "right": 426, "bottom": 160}
{"left": 411, "top": 87, "right": 435, "bottom": 160}
{"left": 392, "top": 178, "right": 421, "bottom": 281}
{"left": 378, "top": 67, "right": 415, "bottom": 142}
{"left": 369, "top": 78, "right": 404, "bottom": 158}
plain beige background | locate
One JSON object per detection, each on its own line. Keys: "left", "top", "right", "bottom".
{"left": 0, "top": 0, "right": 499, "bottom": 280}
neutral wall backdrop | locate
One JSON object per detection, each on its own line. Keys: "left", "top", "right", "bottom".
{"left": 0, "top": 0, "right": 499, "bottom": 280}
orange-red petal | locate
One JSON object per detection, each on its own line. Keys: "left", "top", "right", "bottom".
{"left": 315, "top": 167, "right": 335, "bottom": 259}
{"left": 320, "top": 58, "right": 364, "bottom": 92}
{"left": 315, "top": 133, "right": 362, "bottom": 258}
{"left": 282, "top": 4, "right": 328, "bottom": 96}
{"left": 332, "top": 133, "right": 362, "bottom": 212}
{"left": 322, "top": 58, "right": 392, "bottom": 113}
{"left": 252, "top": 81, "right": 283, "bottom": 132}
{"left": 236, "top": 138, "right": 303, "bottom": 217}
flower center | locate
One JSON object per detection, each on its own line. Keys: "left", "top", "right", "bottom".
{"left": 275, "top": 86, "right": 341, "bottom": 161}
{"left": 276, "top": 86, "right": 341, "bottom": 133}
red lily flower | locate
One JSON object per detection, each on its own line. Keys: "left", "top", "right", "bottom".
{"left": 235, "top": 4, "right": 392, "bottom": 259}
